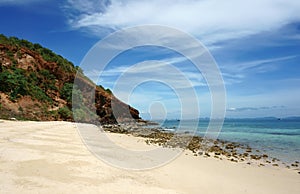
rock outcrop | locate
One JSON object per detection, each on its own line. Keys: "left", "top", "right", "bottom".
{"left": 0, "top": 34, "right": 141, "bottom": 123}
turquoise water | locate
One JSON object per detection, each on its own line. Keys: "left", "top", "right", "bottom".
{"left": 156, "top": 118, "right": 300, "bottom": 164}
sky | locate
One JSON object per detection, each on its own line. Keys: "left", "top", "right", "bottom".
{"left": 0, "top": 0, "right": 300, "bottom": 119}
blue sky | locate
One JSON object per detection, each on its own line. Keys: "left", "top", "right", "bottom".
{"left": 0, "top": 0, "right": 300, "bottom": 119}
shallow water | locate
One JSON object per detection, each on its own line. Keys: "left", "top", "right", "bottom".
{"left": 155, "top": 118, "right": 300, "bottom": 164}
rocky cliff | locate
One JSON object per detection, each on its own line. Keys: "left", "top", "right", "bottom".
{"left": 0, "top": 34, "right": 140, "bottom": 123}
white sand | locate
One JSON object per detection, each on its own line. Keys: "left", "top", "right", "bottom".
{"left": 0, "top": 120, "right": 299, "bottom": 194}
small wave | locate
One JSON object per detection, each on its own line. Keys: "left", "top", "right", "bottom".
{"left": 266, "top": 132, "right": 300, "bottom": 136}
{"left": 246, "top": 131, "right": 300, "bottom": 136}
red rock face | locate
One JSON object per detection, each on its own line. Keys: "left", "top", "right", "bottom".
{"left": 0, "top": 42, "right": 141, "bottom": 123}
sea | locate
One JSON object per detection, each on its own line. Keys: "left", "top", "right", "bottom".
{"left": 154, "top": 118, "right": 300, "bottom": 164}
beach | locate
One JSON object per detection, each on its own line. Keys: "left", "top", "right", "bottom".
{"left": 0, "top": 120, "right": 299, "bottom": 194}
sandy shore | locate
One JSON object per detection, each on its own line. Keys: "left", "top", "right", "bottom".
{"left": 0, "top": 120, "right": 299, "bottom": 194}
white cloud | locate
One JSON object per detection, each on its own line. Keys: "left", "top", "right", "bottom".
{"left": 226, "top": 55, "right": 297, "bottom": 72}
{"left": 67, "top": 0, "right": 299, "bottom": 119}
{"left": 220, "top": 55, "right": 297, "bottom": 84}
{"left": 65, "top": 0, "right": 109, "bottom": 14}
{"left": 65, "top": 0, "right": 300, "bottom": 45}
{"left": 95, "top": 59, "right": 207, "bottom": 90}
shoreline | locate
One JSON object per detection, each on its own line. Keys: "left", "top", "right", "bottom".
{"left": 102, "top": 123, "right": 300, "bottom": 170}
{"left": 0, "top": 120, "right": 299, "bottom": 193}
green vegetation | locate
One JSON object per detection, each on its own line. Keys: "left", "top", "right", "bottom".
{"left": 0, "top": 66, "right": 52, "bottom": 102}
{"left": 59, "top": 82, "right": 98, "bottom": 121}
{"left": 0, "top": 34, "right": 97, "bottom": 104}
{"left": 58, "top": 106, "right": 72, "bottom": 120}
{"left": 39, "top": 69, "right": 57, "bottom": 91}
{"left": 60, "top": 82, "right": 84, "bottom": 107}
{"left": 105, "top": 88, "right": 112, "bottom": 94}
{"left": 0, "top": 34, "right": 77, "bottom": 103}
{"left": 0, "top": 34, "right": 76, "bottom": 73}
{"left": 73, "top": 108, "right": 87, "bottom": 121}
{"left": 60, "top": 83, "right": 74, "bottom": 104}
{"left": 98, "top": 84, "right": 113, "bottom": 94}
{"left": 0, "top": 34, "right": 133, "bottom": 123}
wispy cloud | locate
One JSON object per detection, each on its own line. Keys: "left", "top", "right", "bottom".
{"left": 227, "top": 106, "right": 285, "bottom": 112}
{"left": 64, "top": 0, "right": 110, "bottom": 15}
{"left": 64, "top": 0, "right": 300, "bottom": 45}
{"left": 220, "top": 55, "right": 297, "bottom": 84}
{"left": 225, "top": 55, "right": 297, "bottom": 73}
{"left": 62, "top": 0, "right": 300, "bottom": 118}
{"left": 92, "top": 59, "right": 207, "bottom": 89}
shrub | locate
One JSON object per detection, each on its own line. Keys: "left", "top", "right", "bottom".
{"left": 58, "top": 107, "right": 72, "bottom": 120}
{"left": 60, "top": 83, "right": 83, "bottom": 106}
{"left": 60, "top": 83, "right": 73, "bottom": 103}
{"left": 0, "top": 67, "right": 52, "bottom": 102}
